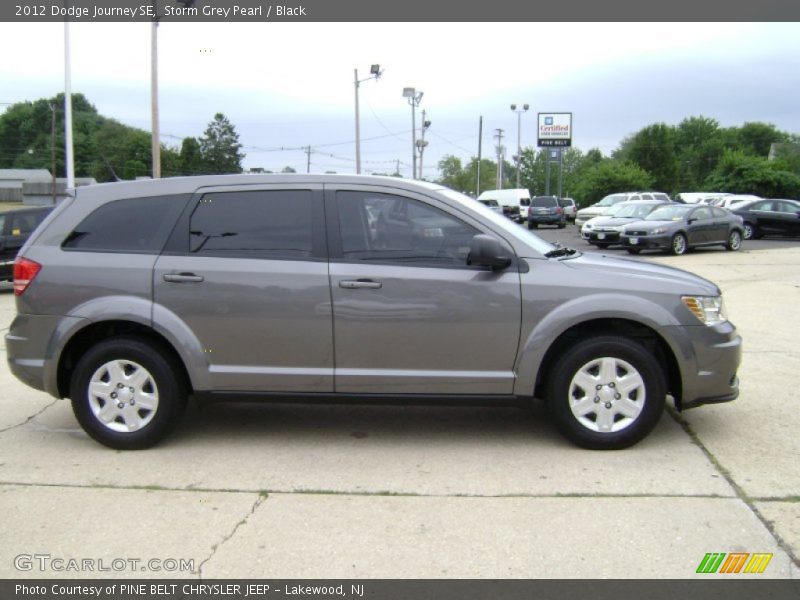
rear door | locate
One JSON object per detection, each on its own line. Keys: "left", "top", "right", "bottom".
{"left": 326, "top": 184, "right": 522, "bottom": 395}
{"left": 153, "top": 184, "right": 333, "bottom": 392}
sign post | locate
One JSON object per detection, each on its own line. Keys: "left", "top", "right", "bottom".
{"left": 538, "top": 113, "right": 572, "bottom": 197}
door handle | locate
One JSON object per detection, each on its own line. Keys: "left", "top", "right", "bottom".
{"left": 163, "top": 273, "right": 204, "bottom": 283}
{"left": 339, "top": 279, "right": 382, "bottom": 289}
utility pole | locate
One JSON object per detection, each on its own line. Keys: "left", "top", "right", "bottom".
{"left": 305, "top": 146, "right": 312, "bottom": 173}
{"left": 150, "top": 18, "right": 160, "bottom": 179}
{"left": 494, "top": 128, "right": 505, "bottom": 190}
{"left": 557, "top": 148, "right": 564, "bottom": 198}
{"left": 395, "top": 159, "right": 400, "bottom": 177}
{"left": 416, "top": 110, "right": 430, "bottom": 180}
{"left": 476, "top": 116, "right": 482, "bottom": 197}
{"left": 50, "top": 104, "right": 56, "bottom": 204}
{"left": 354, "top": 64, "right": 382, "bottom": 174}
{"left": 510, "top": 103, "right": 529, "bottom": 189}
{"left": 403, "top": 88, "right": 423, "bottom": 180}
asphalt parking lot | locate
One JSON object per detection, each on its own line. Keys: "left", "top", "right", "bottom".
{"left": 1, "top": 228, "right": 799, "bottom": 579}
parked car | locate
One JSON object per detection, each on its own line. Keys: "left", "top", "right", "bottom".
{"left": 527, "top": 196, "right": 566, "bottom": 229}
{"left": 477, "top": 188, "right": 531, "bottom": 223}
{"left": 558, "top": 197, "right": 577, "bottom": 222}
{"left": 6, "top": 175, "right": 741, "bottom": 451}
{"left": 574, "top": 192, "right": 671, "bottom": 227}
{"left": 711, "top": 194, "right": 762, "bottom": 209}
{"left": 478, "top": 198, "right": 504, "bottom": 216}
{"left": 581, "top": 200, "right": 669, "bottom": 248}
{"left": 731, "top": 198, "right": 800, "bottom": 239}
{"left": 0, "top": 206, "right": 54, "bottom": 281}
{"left": 675, "top": 192, "right": 729, "bottom": 205}
{"left": 620, "top": 204, "right": 744, "bottom": 255}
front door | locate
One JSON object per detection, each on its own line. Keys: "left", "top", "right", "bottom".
{"left": 326, "top": 186, "right": 522, "bottom": 396}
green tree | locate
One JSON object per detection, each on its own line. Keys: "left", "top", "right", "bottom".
{"left": 572, "top": 160, "right": 654, "bottom": 204}
{"left": 625, "top": 123, "right": 678, "bottom": 193}
{"left": 178, "top": 136, "right": 205, "bottom": 175}
{"left": 703, "top": 150, "right": 800, "bottom": 197}
{"left": 281, "top": 166, "right": 297, "bottom": 173}
{"left": 199, "top": 112, "right": 244, "bottom": 174}
{"left": 736, "top": 122, "right": 789, "bottom": 157}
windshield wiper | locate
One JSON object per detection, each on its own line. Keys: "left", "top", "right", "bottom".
{"left": 544, "top": 246, "right": 578, "bottom": 258}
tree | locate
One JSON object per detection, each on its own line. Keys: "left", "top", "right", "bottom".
{"left": 178, "top": 136, "right": 205, "bottom": 175}
{"left": 625, "top": 123, "right": 679, "bottom": 193}
{"left": 199, "top": 113, "right": 244, "bottom": 174}
{"left": 281, "top": 166, "right": 297, "bottom": 173}
{"left": 703, "top": 150, "right": 800, "bottom": 198}
{"left": 572, "top": 160, "right": 654, "bottom": 204}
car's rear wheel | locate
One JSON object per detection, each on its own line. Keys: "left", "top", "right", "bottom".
{"left": 527, "top": 221, "right": 534, "bottom": 230}
{"left": 546, "top": 336, "right": 665, "bottom": 449}
{"left": 70, "top": 337, "right": 186, "bottom": 449}
{"left": 743, "top": 222, "right": 757, "bottom": 240}
{"left": 726, "top": 229, "right": 742, "bottom": 251}
{"left": 596, "top": 243, "right": 611, "bottom": 249}
{"left": 670, "top": 233, "right": 688, "bottom": 255}
{"left": 626, "top": 248, "right": 641, "bottom": 255}
{"left": 558, "top": 223, "right": 566, "bottom": 229}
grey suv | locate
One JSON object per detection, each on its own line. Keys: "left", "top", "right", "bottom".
{"left": 6, "top": 175, "right": 741, "bottom": 450}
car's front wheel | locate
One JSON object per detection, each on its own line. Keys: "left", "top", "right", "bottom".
{"left": 546, "top": 336, "right": 666, "bottom": 449}
{"left": 626, "top": 248, "right": 641, "bottom": 255}
{"left": 70, "top": 337, "right": 187, "bottom": 449}
{"left": 670, "top": 233, "right": 688, "bottom": 255}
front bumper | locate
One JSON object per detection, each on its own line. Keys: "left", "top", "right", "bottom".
{"left": 587, "top": 231, "right": 621, "bottom": 244}
{"left": 667, "top": 320, "right": 742, "bottom": 410}
{"left": 621, "top": 233, "right": 672, "bottom": 251}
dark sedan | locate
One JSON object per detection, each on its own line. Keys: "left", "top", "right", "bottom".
{"left": 0, "top": 206, "right": 53, "bottom": 281}
{"left": 731, "top": 198, "right": 800, "bottom": 240}
{"left": 620, "top": 204, "right": 744, "bottom": 255}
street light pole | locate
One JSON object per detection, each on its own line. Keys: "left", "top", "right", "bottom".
{"left": 510, "top": 103, "right": 529, "bottom": 189}
{"left": 402, "top": 87, "right": 423, "bottom": 179}
{"left": 416, "top": 110, "right": 430, "bottom": 180}
{"left": 151, "top": 19, "right": 160, "bottom": 179}
{"left": 63, "top": 23, "right": 75, "bottom": 189}
{"left": 354, "top": 64, "right": 382, "bottom": 175}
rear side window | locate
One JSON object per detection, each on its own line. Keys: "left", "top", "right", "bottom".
{"left": 63, "top": 195, "right": 189, "bottom": 254}
{"left": 189, "top": 190, "right": 313, "bottom": 258}
{"left": 531, "top": 197, "right": 557, "bottom": 207}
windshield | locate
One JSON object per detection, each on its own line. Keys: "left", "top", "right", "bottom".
{"left": 645, "top": 204, "right": 692, "bottom": 221}
{"left": 596, "top": 194, "right": 628, "bottom": 207}
{"left": 614, "top": 203, "right": 662, "bottom": 218}
{"left": 439, "top": 188, "right": 554, "bottom": 255}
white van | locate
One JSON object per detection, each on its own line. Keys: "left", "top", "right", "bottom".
{"left": 477, "top": 188, "right": 531, "bottom": 223}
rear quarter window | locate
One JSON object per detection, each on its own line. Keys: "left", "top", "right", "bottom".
{"left": 62, "top": 194, "right": 190, "bottom": 254}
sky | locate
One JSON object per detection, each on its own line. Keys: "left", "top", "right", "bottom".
{"left": 1, "top": 22, "right": 800, "bottom": 180}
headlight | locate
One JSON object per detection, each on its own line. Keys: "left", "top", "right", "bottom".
{"left": 682, "top": 296, "right": 727, "bottom": 325}
{"left": 583, "top": 224, "right": 593, "bottom": 230}
{"left": 652, "top": 227, "right": 667, "bottom": 235}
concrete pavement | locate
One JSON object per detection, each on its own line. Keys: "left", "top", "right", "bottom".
{"left": 0, "top": 246, "right": 798, "bottom": 579}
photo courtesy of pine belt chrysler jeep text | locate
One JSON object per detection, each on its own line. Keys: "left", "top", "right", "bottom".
{"left": 6, "top": 175, "right": 742, "bottom": 450}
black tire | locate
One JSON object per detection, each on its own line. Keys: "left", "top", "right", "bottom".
{"left": 527, "top": 221, "right": 534, "bottom": 230}
{"left": 670, "top": 233, "right": 688, "bottom": 255}
{"left": 626, "top": 248, "right": 641, "bottom": 255}
{"left": 743, "top": 222, "right": 760, "bottom": 240}
{"left": 558, "top": 223, "right": 566, "bottom": 229}
{"left": 546, "top": 336, "right": 666, "bottom": 450}
{"left": 726, "top": 229, "right": 742, "bottom": 251}
{"left": 596, "top": 243, "right": 611, "bottom": 249}
{"left": 531, "top": 223, "right": 539, "bottom": 229}
{"left": 70, "top": 336, "right": 187, "bottom": 450}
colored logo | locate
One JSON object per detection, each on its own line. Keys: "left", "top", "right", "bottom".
{"left": 696, "top": 552, "right": 773, "bottom": 574}
{"left": 545, "top": 116, "right": 553, "bottom": 125}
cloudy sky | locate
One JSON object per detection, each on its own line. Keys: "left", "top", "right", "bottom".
{"left": 1, "top": 22, "right": 799, "bottom": 179}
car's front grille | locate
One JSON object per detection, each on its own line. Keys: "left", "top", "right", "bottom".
{"left": 625, "top": 230, "right": 649, "bottom": 236}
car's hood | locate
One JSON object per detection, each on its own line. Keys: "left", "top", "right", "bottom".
{"left": 560, "top": 252, "right": 719, "bottom": 296}
{"left": 590, "top": 216, "right": 639, "bottom": 228}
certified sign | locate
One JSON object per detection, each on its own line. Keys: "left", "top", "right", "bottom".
{"left": 537, "top": 113, "right": 572, "bottom": 147}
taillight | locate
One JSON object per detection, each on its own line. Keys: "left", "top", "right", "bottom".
{"left": 13, "top": 257, "right": 42, "bottom": 296}
{"left": 556, "top": 207, "right": 563, "bottom": 214}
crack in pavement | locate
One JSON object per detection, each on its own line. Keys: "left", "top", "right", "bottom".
{"left": 195, "top": 492, "right": 268, "bottom": 579}
{"left": 0, "top": 399, "right": 59, "bottom": 434}
{"left": 667, "top": 406, "right": 800, "bottom": 568}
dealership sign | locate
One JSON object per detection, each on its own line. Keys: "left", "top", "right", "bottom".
{"left": 537, "top": 113, "right": 572, "bottom": 147}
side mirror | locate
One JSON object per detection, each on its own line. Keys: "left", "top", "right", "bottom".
{"left": 468, "top": 234, "right": 512, "bottom": 270}
{"left": 687, "top": 218, "right": 697, "bottom": 224}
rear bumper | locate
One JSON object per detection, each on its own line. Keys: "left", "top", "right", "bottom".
{"left": 529, "top": 215, "right": 564, "bottom": 225}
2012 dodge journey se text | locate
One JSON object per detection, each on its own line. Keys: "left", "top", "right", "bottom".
{"left": 5, "top": 175, "right": 741, "bottom": 450}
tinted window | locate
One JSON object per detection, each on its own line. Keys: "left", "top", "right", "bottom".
{"left": 711, "top": 207, "right": 728, "bottom": 218}
{"left": 337, "top": 191, "right": 479, "bottom": 267}
{"left": 531, "top": 197, "right": 558, "bottom": 207}
{"left": 693, "top": 207, "right": 712, "bottom": 220}
{"left": 9, "top": 211, "right": 48, "bottom": 235}
{"left": 558, "top": 199, "right": 574, "bottom": 207}
{"left": 63, "top": 196, "right": 187, "bottom": 253}
{"left": 189, "top": 190, "right": 313, "bottom": 258}
{"left": 0, "top": 215, "right": 5, "bottom": 235}
{"left": 776, "top": 201, "right": 799, "bottom": 214}
{"left": 751, "top": 201, "right": 772, "bottom": 211}
{"left": 646, "top": 205, "right": 692, "bottom": 221}
{"left": 654, "top": 193, "right": 670, "bottom": 202}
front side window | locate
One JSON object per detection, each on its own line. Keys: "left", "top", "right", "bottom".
{"left": 189, "top": 190, "right": 313, "bottom": 258}
{"left": 63, "top": 195, "right": 188, "bottom": 253}
{"left": 337, "top": 191, "right": 479, "bottom": 267}
{"left": 692, "top": 207, "right": 712, "bottom": 220}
